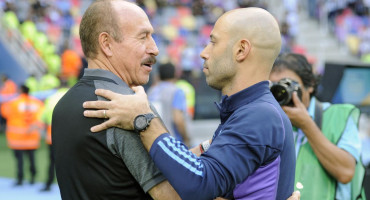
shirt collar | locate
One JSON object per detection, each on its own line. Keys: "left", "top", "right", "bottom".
{"left": 215, "top": 81, "right": 270, "bottom": 121}
{"left": 83, "top": 68, "right": 129, "bottom": 87}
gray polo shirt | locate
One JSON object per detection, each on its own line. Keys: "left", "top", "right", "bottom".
{"left": 53, "top": 68, "right": 165, "bottom": 200}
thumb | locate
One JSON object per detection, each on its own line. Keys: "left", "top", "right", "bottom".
{"left": 131, "top": 86, "right": 148, "bottom": 99}
{"left": 131, "top": 86, "right": 145, "bottom": 94}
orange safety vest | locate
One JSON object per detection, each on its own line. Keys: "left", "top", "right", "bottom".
{"left": 1, "top": 94, "right": 44, "bottom": 150}
{"left": 0, "top": 79, "right": 17, "bottom": 95}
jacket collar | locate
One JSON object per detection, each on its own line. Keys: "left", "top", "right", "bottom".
{"left": 215, "top": 81, "right": 270, "bottom": 123}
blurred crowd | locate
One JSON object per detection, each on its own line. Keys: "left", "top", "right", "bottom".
{"left": 0, "top": 0, "right": 267, "bottom": 79}
{"left": 0, "top": 0, "right": 369, "bottom": 82}
{"left": 0, "top": 0, "right": 369, "bottom": 198}
{"left": 308, "top": 0, "right": 370, "bottom": 62}
{"left": 0, "top": 1, "right": 369, "bottom": 127}
{"left": 0, "top": 0, "right": 369, "bottom": 154}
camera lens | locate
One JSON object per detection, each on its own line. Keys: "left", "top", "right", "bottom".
{"left": 271, "top": 85, "right": 289, "bottom": 105}
{"left": 270, "top": 78, "right": 303, "bottom": 106}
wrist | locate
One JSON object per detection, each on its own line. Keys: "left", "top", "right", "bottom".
{"left": 139, "top": 118, "right": 168, "bottom": 151}
{"left": 299, "top": 117, "right": 315, "bottom": 131}
{"left": 133, "top": 113, "right": 157, "bottom": 133}
{"left": 200, "top": 140, "right": 211, "bottom": 153}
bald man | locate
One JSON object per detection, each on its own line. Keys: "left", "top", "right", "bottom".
{"left": 52, "top": 1, "right": 180, "bottom": 199}
{"left": 83, "top": 7, "right": 296, "bottom": 199}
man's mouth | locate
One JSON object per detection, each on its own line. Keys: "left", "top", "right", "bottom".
{"left": 142, "top": 57, "right": 156, "bottom": 68}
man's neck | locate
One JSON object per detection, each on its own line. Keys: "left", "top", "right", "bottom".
{"left": 87, "top": 57, "right": 128, "bottom": 85}
{"left": 222, "top": 77, "right": 268, "bottom": 96}
{"left": 87, "top": 58, "right": 110, "bottom": 71}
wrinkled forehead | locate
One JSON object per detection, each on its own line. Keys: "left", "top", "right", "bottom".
{"left": 113, "top": 2, "right": 153, "bottom": 33}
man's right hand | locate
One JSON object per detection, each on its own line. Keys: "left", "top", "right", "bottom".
{"left": 281, "top": 92, "right": 311, "bottom": 129}
{"left": 83, "top": 86, "right": 152, "bottom": 132}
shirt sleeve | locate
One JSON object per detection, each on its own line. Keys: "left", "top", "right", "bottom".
{"left": 172, "top": 89, "right": 187, "bottom": 112}
{"left": 335, "top": 117, "right": 361, "bottom": 200}
{"left": 108, "top": 128, "right": 166, "bottom": 192}
{"left": 337, "top": 116, "right": 361, "bottom": 162}
{"left": 149, "top": 106, "right": 284, "bottom": 199}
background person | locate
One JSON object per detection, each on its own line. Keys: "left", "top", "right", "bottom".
{"left": 39, "top": 81, "right": 69, "bottom": 192}
{"left": 0, "top": 85, "right": 44, "bottom": 186}
{"left": 148, "top": 62, "right": 190, "bottom": 146}
{"left": 0, "top": 74, "right": 18, "bottom": 132}
{"left": 269, "top": 53, "right": 365, "bottom": 199}
{"left": 175, "top": 71, "right": 196, "bottom": 120}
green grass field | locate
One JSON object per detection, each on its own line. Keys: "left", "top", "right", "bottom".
{"left": 0, "top": 132, "right": 53, "bottom": 184}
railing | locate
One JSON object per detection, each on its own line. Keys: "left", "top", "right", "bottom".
{"left": 0, "top": 11, "right": 46, "bottom": 79}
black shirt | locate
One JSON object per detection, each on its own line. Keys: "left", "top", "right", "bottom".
{"left": 52, "top": 69, "right": 165, "bottom": 200}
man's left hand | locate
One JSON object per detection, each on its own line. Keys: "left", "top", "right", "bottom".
{"left": 83, "top": 86, "right": 152, "bottom": 132}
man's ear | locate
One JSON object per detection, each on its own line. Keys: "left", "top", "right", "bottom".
{"left": 235, "top": 39, "right": 251, "bottom": 62}
{"left": 99, "top": 32, "right": 113, "bottom": 57}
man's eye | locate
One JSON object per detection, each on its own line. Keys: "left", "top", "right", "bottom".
{"left": 139, "top": 34, "right": 147, "bottom": 40}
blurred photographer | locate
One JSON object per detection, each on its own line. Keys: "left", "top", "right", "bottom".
{"left": 269, "top": 53, "right": 366, "bottom": 200}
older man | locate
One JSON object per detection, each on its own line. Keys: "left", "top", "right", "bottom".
{"left": 52, "top": 0, "right": 179, "bottom": 199}
{"left": 84, "top": 7, "right": 296, "bottom": 200}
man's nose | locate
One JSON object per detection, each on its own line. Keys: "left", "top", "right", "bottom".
{"left": 147, "top": 37, "right": 159, "bottom": 56}
{"left": 200, "top": 47, "right": 208, "bottom": 60}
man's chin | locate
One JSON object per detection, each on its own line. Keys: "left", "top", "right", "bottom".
{"left": 141, "top": 78, "right": 150, "bottom": 86}
{"left": 131, "top": 77, "right": 150, "bottom": 87}
{"left": 206, "top": 80, "right": 221, "bottom": 91}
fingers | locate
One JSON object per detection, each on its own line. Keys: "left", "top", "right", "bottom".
{"left": 84, "top": 110, "right": 106, "bottom": 119}
{"left": 103, "top": 110, "right": 107, "bottom": 119}
{"left": 83, "top": 99, "right": 110, "bottom": 109}
{"left": 131, "top": 86, "right": 144, "bottom": 94}
{"left": 82, "top": 89, "right": 117, "bottom": 109}
{"left": 90, "top": 121, "right": 112, "bottom": 132}
{"left": 95, "top": 89, "right": 117, "bottom": 100}
{"left": 291, "top": 92, "right": 303, "bottom": 107}
{"left": 287, "top": 191, "right": 300, "bottom": 200}
{"left": 281, "top": 105, "right": 293, "bottom": 113}
{"left": 132, "top": 86, "right": 148, "bottom": 99}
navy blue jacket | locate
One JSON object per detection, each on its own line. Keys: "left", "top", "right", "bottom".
{"left": 149, "top": 81, "right": 295, "bottom": 199}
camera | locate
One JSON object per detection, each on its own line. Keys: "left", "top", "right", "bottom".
{"left": 270, "top": 78, "right": 302, "bottom": 106}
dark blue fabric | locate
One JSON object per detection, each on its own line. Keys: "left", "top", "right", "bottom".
{"left": 150, "top": 81, "right": 295, "bottom": 200}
